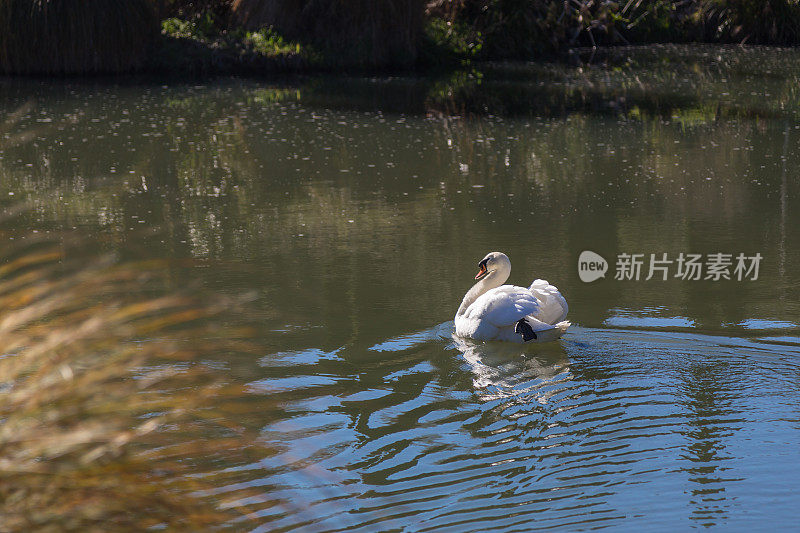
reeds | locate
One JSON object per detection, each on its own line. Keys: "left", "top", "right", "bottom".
{"left": 0, "top": 236, "right": 262, "bottom": 529}
{"left": 0, "top": 0, "right": 159, "bottom": 74}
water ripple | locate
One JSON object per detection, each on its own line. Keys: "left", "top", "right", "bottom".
{"left": 227, "top": 324, "right": 800, "bottom": 531}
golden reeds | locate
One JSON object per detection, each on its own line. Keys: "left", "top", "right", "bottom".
{"left": 0, "top": 238, "right": 263, "bottom": 529}
{"left": 0, "top": 0, "right": 159, "bottom": 74}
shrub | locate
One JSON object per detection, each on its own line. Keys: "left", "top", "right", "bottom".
{"left": 425, "top": 0, "right": 800, "bottom": 59}
{"left": 701, "top": 0, "right": 800, "bottom": 44}
{"left": 231, "top": 0, "right": 426, "bottom": 68}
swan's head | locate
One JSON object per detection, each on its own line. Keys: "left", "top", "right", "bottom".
{"left": 475, "top": 251, "right": 510, "bottom": 281}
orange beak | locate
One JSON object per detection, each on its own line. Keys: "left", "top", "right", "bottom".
{"left": 475, "top": 264, "right": 488, "bottom": 280}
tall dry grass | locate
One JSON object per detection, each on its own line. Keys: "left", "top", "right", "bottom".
{"left": 231, "top": 0, "right": 426, "bottom": 67}
{"left": 0, "top": 0, "right": 159, "bottom": 74}
{"left": 0, "top": 236, "right": 267, "bottom": 529}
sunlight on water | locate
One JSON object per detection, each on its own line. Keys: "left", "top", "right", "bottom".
{"left": 242, "top": 322, "right": 800, "bottom": 531}
{"left": 604, "top": 314, "right": 697, "bottom": 329}
{"left": 738, "top": 319, "right": 799, "bottom": 329}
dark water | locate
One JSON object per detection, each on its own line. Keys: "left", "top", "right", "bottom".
{"left": 2, "top": 45, "right": 800, "bottom": 529}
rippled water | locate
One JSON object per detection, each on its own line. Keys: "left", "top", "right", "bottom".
{"left": 2, "top": 45, "right": 800, "bottom": 529}
{"left": 253, "top": 326, "right": 800, "bottom": 531}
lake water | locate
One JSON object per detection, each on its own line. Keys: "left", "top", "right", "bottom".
{"left": 2, "top": 44, "right": 800, "bottom": 529}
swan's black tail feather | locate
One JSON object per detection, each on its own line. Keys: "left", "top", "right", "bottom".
{"left": 515, "top": 319, "right": 537, "bottom": 342}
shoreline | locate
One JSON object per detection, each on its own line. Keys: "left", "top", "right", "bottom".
{"left": 116, "top": 39, "right": 800, "bottom": 80}
{"left": 3, "top": 40, "right": 800, "bottom": 83}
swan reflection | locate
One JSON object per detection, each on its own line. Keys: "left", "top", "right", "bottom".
{"left": 451, "top": 334, "right": 571, "bottom": 403}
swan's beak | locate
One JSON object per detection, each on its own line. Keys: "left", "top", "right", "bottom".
{"left": 475, "top": 261, "right": 488, "bottom": 280}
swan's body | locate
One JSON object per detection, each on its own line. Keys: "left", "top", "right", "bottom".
{"left": 455, "top": 252, "right": 570, "bottom": 343}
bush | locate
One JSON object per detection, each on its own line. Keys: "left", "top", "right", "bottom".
{"left": 701, "top": 0, "right": 800, "bottom": 44}
{"left": 231, "top": 0, "right": 426, "bottom": 68}
{"left": 426, "top": 0, "right": 800, "bottom": 61}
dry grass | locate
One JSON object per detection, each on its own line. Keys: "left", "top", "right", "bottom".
{"left": 0, "top": 0, "right": 159, "bottom": 74}
{"left": 0, "top": 236, "right": 265, "bottom": 529}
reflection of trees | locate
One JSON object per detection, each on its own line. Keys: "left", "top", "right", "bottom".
{"left": 678, "top": 359, "right": 743, "bottom": 526}
{"left": 432, "top": 113, "right": 799, "bottom": 328}
{"left": 0, "top": 48, "right": 798, "bottom": 336}
{"left": 425, "top": 45, "right": 800, "bottom": 120}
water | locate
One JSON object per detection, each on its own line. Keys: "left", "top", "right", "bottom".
{"left": 2, "top": 44, "right": 800, "bottom": 529}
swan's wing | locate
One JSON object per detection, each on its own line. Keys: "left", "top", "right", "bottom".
{"left": 529, "top": 279, "right": 569, "bottom": 325}
{"left": 465, "top": 285, "right": 540, "bottom": 328}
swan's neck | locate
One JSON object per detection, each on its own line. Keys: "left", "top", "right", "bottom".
{"left": 456, "top": 268, "right": 509, "bottom": 317}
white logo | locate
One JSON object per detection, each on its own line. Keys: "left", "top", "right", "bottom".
{"left": 578, "top": 251, "right": 608, "bottom": 283}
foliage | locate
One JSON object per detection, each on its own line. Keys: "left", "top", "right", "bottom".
{"left": 425, "top": 0, "right": 675, "bottom": 58}
{"left": 1, "top": 0, "right": 799, "bottom": 75}
{"left": 162, "top": 13, "right": 219, "bottom": 40}
{"left": 0, "top": 0, "right": 159, "bottom": 74}
{"left": 420, "top": 18, "right": 483, "bottom": 66}
{"left": 244, "top": 26, "right": 302, "bottom": 55}
{"left": 425, "top": 0, "right": 800, "bottom": 60}
{"left": 161, "top": 8, "right": 302, "bottom": 54}
{"left": 701, "top": 0, "right": 800, "bottom": 44}
{"left": 157, "top": 12, "right": 307, "bottom": 75}
{"left": 231, "top": 0, "right": 426, "bottom": 68}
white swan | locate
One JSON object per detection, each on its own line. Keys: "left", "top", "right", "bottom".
{"left": 455, "top": 252, "right": 570, "bottom": 343}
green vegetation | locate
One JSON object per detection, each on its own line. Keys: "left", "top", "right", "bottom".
{"left": 155, "top": 13, "right": 307, "bottom": 75}
{"left": 232, "top": 0, "right": 425, "bottom": 67}
{"left": 153, "top": 0, "right": 426, "bottom": 73}
{"left": 702, "top": 0, "right": 800, "bottom": 44}
{"left": 151, "top": 0, "right": 800, "bottom": 73}
{"left": 3, "top": 1, "right": 800, "bottom": 83}
{"left": 425, "top": 0, "right": 800, "bottom": 60}
{"left": 420, "top": 18, "right": 484, "bottom": 67}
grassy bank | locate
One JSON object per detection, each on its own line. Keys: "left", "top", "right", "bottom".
{"left": 3, "top": 1, "right": 800, "bottom": 76}
{"left": 152, "top": 16, "right": 309, "bottom": 76}
{"left": 427, "top": 0, "right": 800, "bottom": 60}
{"left": 152, "top": 0, "right": 800, "bottom": 75}
{"left": 151, "top": 0, "right": 426, "bottom": 75}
